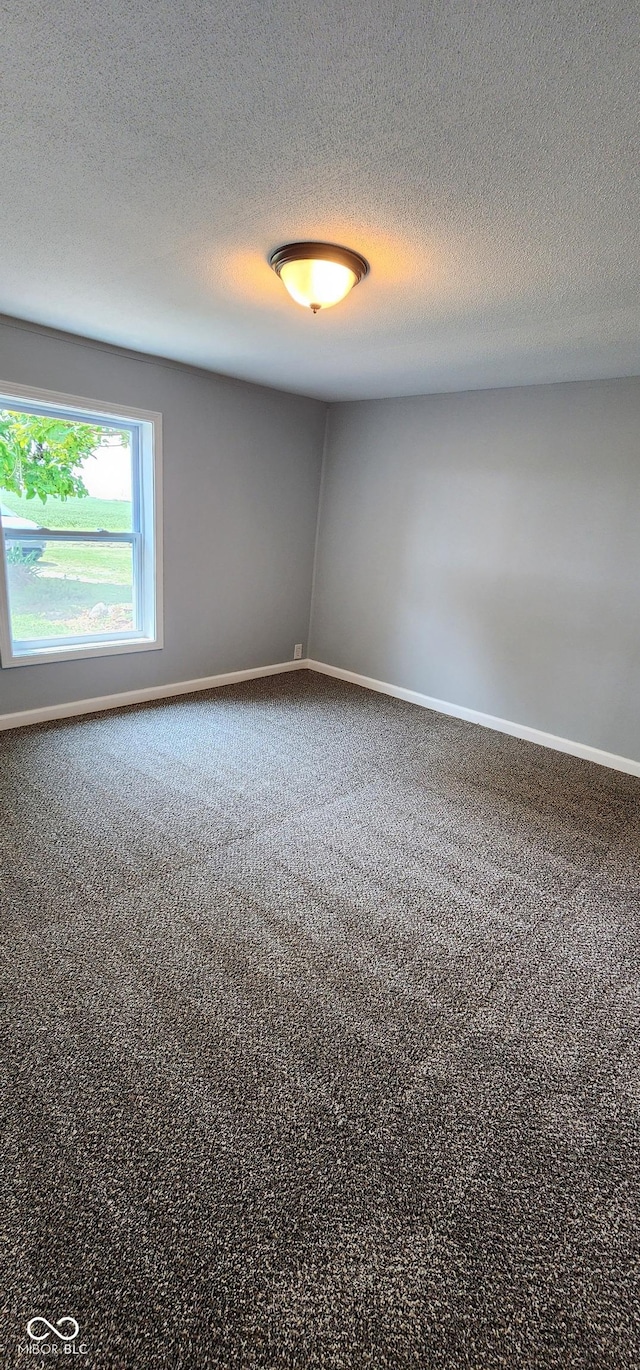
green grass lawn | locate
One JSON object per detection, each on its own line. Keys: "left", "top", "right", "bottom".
{"left": 3, "top": 495, "right": 135, "bottom": 640}
{"left": 2, "top": 492, "right": 132, "bottom": 533}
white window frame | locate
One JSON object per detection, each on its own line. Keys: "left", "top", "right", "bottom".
{"left": 0, "top": 382, "right": 163, "bottom": 668}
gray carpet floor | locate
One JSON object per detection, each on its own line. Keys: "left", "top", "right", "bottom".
{"left": 2, "top": 670, "right": 640, "bottom": 1368}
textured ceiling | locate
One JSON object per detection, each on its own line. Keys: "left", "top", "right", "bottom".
{"left": 1, "top": 0, "right": 639, "bottom": 400}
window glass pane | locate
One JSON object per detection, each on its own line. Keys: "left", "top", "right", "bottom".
{"left": 0, "top": 395, "right": 157, "bottom": 663}
{"left": 6, "top": 538, "right": 135, "bottom": 644}
{"left": 0, "top": 409, "right": 132, "bottom": 532}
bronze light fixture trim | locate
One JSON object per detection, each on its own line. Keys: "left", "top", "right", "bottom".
{"left": 269, "top": 241, "right": 369, "bottom": 313}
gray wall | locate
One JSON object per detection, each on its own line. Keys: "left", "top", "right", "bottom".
{"left": 4, "top": 320, "right": 639, "bottom": 763}
{"left": 310, "top": 378, "right": 640, "bottom": 761}
{"left": 0, "top": 316, "right": 326, "bottom": 717}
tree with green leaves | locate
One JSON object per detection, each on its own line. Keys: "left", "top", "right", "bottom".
{"left": 0, "top": 410, "right": 115, "bottom": 504}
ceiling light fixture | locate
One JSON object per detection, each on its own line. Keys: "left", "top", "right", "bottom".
{"left": 269, "top": 241, "right": 369, "bottom": 314}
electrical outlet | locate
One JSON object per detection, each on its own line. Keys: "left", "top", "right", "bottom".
{"left": 294, "top": 643, "right": 303, "bottom": 660}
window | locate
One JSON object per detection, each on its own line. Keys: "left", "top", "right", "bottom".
{"left": 0, "top": 384, "right": 162, "bottom": 667}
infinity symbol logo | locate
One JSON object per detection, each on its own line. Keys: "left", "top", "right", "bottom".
{"left": 27, "top": 1316, "right": 80, "bottom": 1343}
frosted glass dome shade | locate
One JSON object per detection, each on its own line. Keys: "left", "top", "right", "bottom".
{"left": 270, "top": 242, "right": 369, "bottom": 313}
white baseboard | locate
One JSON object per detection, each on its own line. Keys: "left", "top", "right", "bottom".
{"left": 2, "top": 654, "right": 639, "bottom": 778}
{"left": 307, "top": 659, "right": 640, "bottom": 779}
{"left": 0, "top": 659, "right": 307, "bottom": 732}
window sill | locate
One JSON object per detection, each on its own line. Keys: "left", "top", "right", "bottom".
{"left": 1, "top": 635, "right": 163, "bottom": 668}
